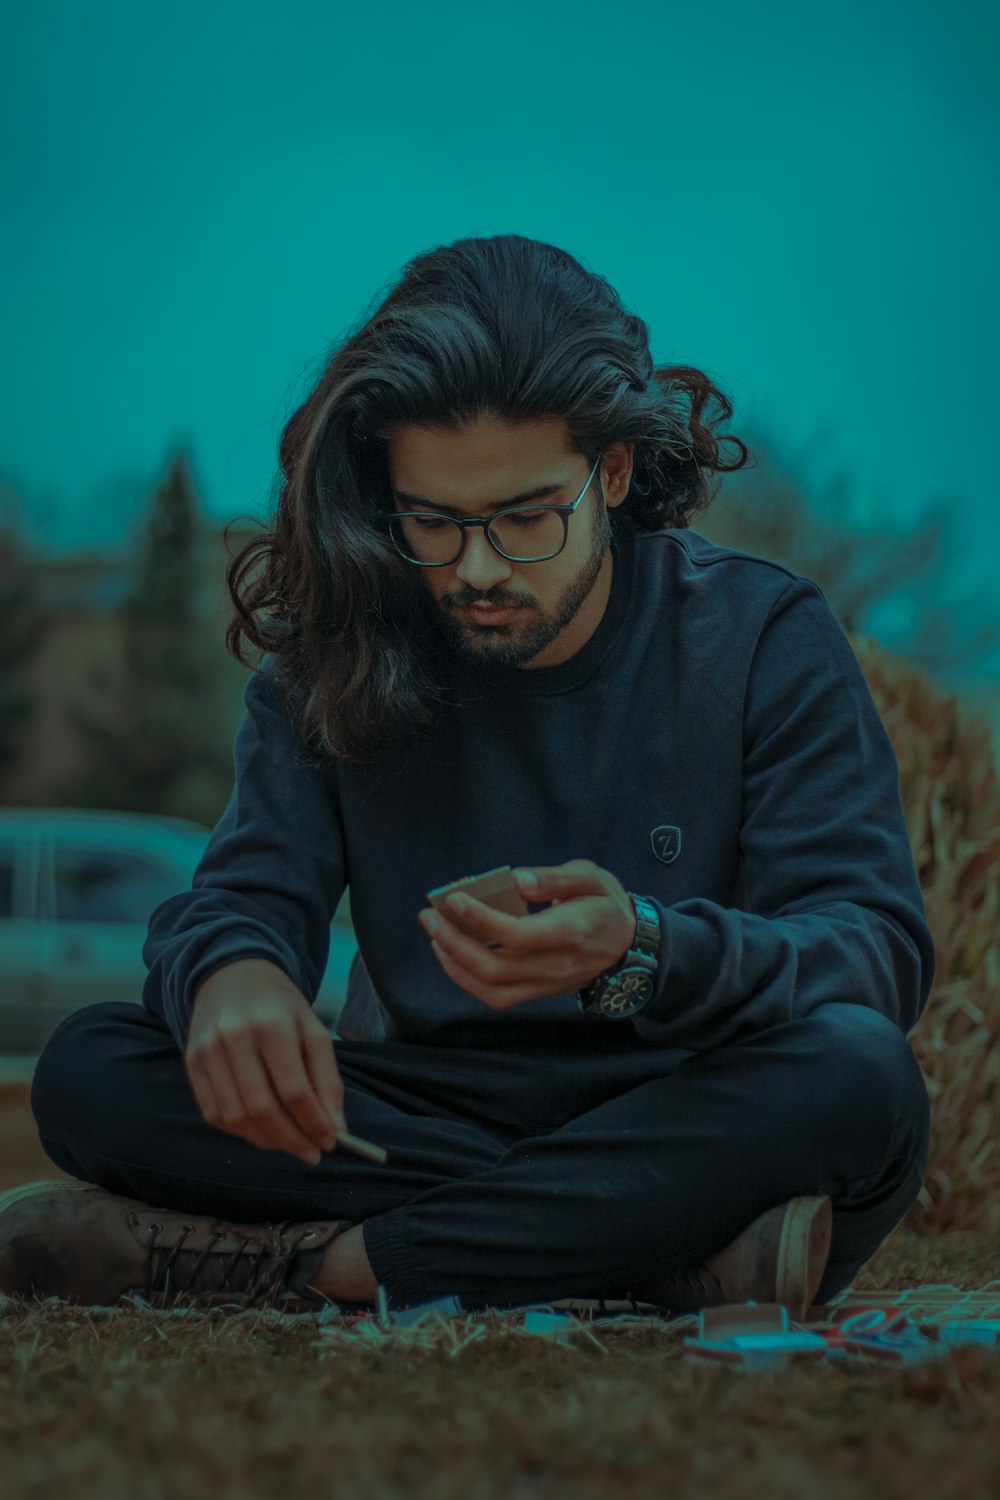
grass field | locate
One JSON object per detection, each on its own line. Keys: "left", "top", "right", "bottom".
{"left": 2, "top": 1085, "right": 999, "bottom": 1500}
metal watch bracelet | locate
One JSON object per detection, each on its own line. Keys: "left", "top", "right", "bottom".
{"left": 576, "top": 894, "right": 661, "bottom": 1019}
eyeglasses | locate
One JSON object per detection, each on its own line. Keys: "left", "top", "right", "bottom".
{"left": 375, "top": 455, "right": 602, "bottom": 567}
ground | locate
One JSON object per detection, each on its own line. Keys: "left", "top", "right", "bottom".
{"left": 2, "top": 1084, "right": 999, "bottom": 1500}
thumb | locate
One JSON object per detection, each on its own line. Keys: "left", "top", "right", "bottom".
{"left": 303, "top": 1028, "right": 347, "bottom": 1132}
{"left": 515, "top": 862, "right": 602, "bottom": 898}
{"left": 513, "top": 868, "right": 562, "bottom": 904}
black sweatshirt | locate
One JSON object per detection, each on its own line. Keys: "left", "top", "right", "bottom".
{"left": 142, "top": 512, "right": 935, "bottom": 1061}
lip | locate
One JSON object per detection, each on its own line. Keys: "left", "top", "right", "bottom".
{"left": 460, "top": 604, "right": 524, "bottom": 624}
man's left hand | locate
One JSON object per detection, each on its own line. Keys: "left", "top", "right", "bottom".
{"left": 418, "top": 859, "right": 638, "bottom": 1010}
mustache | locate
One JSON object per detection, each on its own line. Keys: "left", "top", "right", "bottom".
{"left": 453, "top": 597, "right": 528, "bottom": 609}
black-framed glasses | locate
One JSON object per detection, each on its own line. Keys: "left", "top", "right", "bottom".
{"left": 374, "top": 455, "right": 602, "bottom": 566}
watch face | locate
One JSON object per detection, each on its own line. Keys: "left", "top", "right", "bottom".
{"left": 600, "top": 969, "right": 654, "bottom": 1016}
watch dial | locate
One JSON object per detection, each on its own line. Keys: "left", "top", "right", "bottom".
{"left": 603, "top": 971, "right": 654, "bottom": 1015}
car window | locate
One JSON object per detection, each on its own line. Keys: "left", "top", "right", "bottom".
{"left": 54, "top": 846, "right": 185, "bottom": 924}
{"left": 0, "top": 842, "right": 15, "bottom": 918}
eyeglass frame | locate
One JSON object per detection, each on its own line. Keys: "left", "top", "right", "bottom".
{"left": 374, "top": 454, "right": 603, "bottom": 567}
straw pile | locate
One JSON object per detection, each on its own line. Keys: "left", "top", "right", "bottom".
{"left": 849, "top": 631, "right": 1000, "bottom": 1238}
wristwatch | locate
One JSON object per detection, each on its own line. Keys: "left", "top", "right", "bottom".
{"left": 577, "top": 894, "right": 661, "bottom": 1019}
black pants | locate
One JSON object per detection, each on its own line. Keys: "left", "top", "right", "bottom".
{"left": 30, "top": 998, "right": 931, "bottom": 1310}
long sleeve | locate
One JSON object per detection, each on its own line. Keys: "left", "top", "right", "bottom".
{"left": 630, "top": 578, "right": 936, "bottom": 1050}
{"left": 141, "top": 661, "right": 347, "bottom": 1053}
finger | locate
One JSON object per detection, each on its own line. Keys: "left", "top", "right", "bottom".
{"left": 187, "top": 1051, "right": 283, "bottom": 1155}
{"left": 222, "top": 1030, "right": 329, "bottom": 1161}
{"left": 422, "top": 897, "right": 521, "bottom": 950}
{"left": 426, "top": 902, "right": 576, "bottom": 976}
{"left": 429, "top": 937, "right": 485, "bottom": 1001}
{"left": 514, "top": 863, "right": 610, "bottom": 906}
{"left": 430, "top": 936, "right": 530, "bottom": 1009}
{"left": 301, "top": 1026, "right": 348, "bottom": 1135}
{"left": 185, "top": 1053, "right": 221, "bottom": 1127}
{"left": 260, "top": 1022, "right": 344, "bottom": 1152}
{"left": 423, "top": 895, "right": 560, "bottom": 954}
{"left": 425, "top": 907, "right": 540, "bottom": 983}
{"left": 429, "top": 906, "right": 592, "bottom": 998}
{"left": 265, "top": 1026, "right": 347, "bottom": 1152}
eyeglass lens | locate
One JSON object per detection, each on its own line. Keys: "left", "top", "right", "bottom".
{"left": 391, "top": 508, "right": 565, "bottom": 564}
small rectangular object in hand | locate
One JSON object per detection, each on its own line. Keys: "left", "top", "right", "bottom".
{"left": 427, "top": 865, "right": 531, "bottom": 949}
{"left": 426, "top": 864, "right": 531, "bottom": 919}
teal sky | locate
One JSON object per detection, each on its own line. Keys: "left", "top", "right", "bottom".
{"left": 2, "top": 0, "right": 998, "bottom": 672}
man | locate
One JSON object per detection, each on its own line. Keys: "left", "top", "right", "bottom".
{"left": 3, "top": 235, "right": 933, "bottom": 1320}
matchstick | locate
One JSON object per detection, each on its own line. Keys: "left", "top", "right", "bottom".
{"left": 335, "top": 1130, "right": 389, "bottom": 1164}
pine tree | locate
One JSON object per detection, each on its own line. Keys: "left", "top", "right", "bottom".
{"left": 0, "top": 492, "right": 46, "bottom": 787}
{"left": 66, "top": 451, "right": 236, "bottom": 825}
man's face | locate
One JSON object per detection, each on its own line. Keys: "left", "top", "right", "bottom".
{"left": 387, "top": 416, "right": 633, "bottom": 670}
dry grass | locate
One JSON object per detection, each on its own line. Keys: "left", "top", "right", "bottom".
{"left": 3, "top": 1088, "right": 1000, "bottom": 1500}
{"left": 849, "top": 635, "right": 1000, "bottom": 1240}
{"left": 3, "top": 1286, "right": 1000, "bottom": 1500}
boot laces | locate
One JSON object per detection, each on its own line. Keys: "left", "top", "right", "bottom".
{"left": 139, "top": 1218, "right": 317, "bottom": 1311}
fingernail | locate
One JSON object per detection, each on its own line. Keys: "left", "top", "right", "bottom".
{"left": 304, "top": 1149, "right": 321, "bottom": 1165}
{"left": 517, "top": 871, "right": 537, "bottom": 891}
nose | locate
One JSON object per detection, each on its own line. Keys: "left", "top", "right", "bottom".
{"left": 453, "top": 526, "right": 514, "bottom": 594}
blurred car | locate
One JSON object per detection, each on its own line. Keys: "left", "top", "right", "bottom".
{"left": 0, "top": 807, "right": 357, "bottom": 1057}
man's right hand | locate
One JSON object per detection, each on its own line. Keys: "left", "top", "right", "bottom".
{"left": 185, "top": 958, "right": 348, "bottom": 1166}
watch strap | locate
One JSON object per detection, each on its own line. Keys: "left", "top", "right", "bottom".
{"left": 577, "top": 894, "right": 661, "bottom": 1018}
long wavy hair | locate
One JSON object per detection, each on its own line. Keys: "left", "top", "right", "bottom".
{"left": 224, "top": 234, "right": 753, "bottom": 769}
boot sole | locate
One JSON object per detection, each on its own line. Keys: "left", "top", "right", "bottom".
{"left": 0, "top": 1178, "right": 98, "bottom": 1212}
{"left": 775, "top": 1194, "right": 833, "bottom": 1319}
{"left": 1, "top": 1182, "right": 832, "bottom": 1321}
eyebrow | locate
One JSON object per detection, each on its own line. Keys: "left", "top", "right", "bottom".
{"left": 392, "top": 481, "right": 566, "bottom": 514}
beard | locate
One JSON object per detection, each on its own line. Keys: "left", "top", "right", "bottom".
{"left": 433, "top": 497, "right": 614, "bottom": 670}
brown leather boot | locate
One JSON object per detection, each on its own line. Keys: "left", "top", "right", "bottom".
{"left": 628, "top": 1195, "right": 834, "bottom": 1322}
{"left": 0, "top": 1178, "right": 356, "bottom": 1313}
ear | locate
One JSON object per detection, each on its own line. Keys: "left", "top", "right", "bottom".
{"left": 602, "top": 442, "right": 634, "bottom": 508}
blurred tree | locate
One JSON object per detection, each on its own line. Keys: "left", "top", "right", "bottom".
{"left": 697, "top": 430, "right": 999, "bottom": 680}
{"left": 64, "top": 451, "right": 236, "bottom": 825}
{"left": 0, "top": 483, "right": 48, "bottom": 785}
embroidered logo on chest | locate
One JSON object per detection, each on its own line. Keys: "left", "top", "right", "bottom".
{"left": 650, "top": 825, "right": 682, "bottom": 864}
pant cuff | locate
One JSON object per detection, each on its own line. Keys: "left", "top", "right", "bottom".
{"left": 361, "top": 1210, "right": 431, "bottom": 1308}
